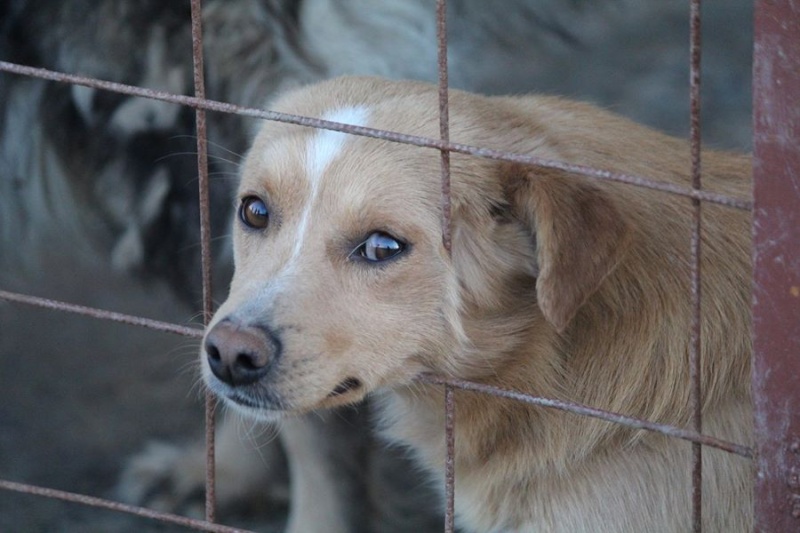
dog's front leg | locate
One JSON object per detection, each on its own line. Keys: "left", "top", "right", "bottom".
{"left": 281, "top": 407, "right": 371, "bottom": 533}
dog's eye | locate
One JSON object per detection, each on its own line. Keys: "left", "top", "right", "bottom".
{"left": 239, "top": 196, "right": 269, "bottom": 230}
{"left": 353, "top": 232, "right": 405, "bottom": 262}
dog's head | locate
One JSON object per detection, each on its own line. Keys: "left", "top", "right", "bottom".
{"left": 201, "top": 77, "right": 632, "bottom": 420}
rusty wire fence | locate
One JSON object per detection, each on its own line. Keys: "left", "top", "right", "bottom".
{"left": 0, "top": 0, "right": 798, "bottom": 531}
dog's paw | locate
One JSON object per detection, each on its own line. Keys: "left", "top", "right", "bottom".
{"left": 116, "top": 441, "right": 209, "bottom": 518}
{"left": 117, "top": 434, "right": 289, "bottom": 519}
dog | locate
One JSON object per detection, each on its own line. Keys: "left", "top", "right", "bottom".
{"left": 201, "top": 76, "right": 753, "bottom": 532}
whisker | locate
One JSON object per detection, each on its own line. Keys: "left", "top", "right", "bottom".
{"left": 169, "top": 134, "right": 246, "bottom": 163}
{"left": 174, "top": 233, "right": 233, "bottom": 255}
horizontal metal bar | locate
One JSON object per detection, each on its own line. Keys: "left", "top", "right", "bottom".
{"left": 0, "top": 479, "right": 252, "bottom": 533}
{"left": 0, "top": 289, "right": 203, "bottom": 338}
{"left": 416, "top": 374, "right": 754, "bottom": 458}
{"left": 0, "top": 60, "right": 751, "bottom": 211}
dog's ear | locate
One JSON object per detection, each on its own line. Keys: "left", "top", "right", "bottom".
{"left": 502, "top": 164, "right": 632, "bottom": 332}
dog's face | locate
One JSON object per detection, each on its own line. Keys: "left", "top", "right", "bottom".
{"left": 201, "top": 77, "right": 631, "bottom": 420}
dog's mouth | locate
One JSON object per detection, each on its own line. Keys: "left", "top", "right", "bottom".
{"left": 227, "top": 391, "right": 268, "bottom": 409}
{"left": 206, "top": 377, "right": 285, "bottom": 411}
{"left": 214, "top": 376, "right": 365, "bottom": 415}
{"left": 327, "top": 377, "right": 363, "bottom": 398}
{"left": 209, "top": 366, "right": 365, "bottom": 421}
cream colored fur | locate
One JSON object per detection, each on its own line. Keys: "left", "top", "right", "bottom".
{"left": 203, "top": 76, "right": 753, "bottom": 532}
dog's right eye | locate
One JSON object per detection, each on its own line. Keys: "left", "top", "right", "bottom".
{"left": 239, "top": 196, "right": 269, "bottom": 230}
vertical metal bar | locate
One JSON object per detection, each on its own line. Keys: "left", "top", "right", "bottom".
{"left": 190, "top": 3, "right": 213, "bottom": 326}
{"left": 444, "top": 385, "right": 456, "bottom": 533}
{"left": 437, "top": 0, "right": 452, "bottom": 256}
{"left": 436, "top": 1, "right": 455, "bottom": 532}
{"left": 190, "top": 0, "right": 217, "bottom": 523}
{"left": 752, "top": 0, "right": 800, "bottom": 530}
{"left": 688, "top": 1, "right": 703, "bottom": 531}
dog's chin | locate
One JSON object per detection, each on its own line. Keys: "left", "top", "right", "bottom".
{"left": 224, "top": 398, "right": 286, "bottom": 424}
{"left": 211, "top": 387, "right": 287, "bottom": 421}
{"left": 203, "top": 377, "right": 288, "bottom": 421}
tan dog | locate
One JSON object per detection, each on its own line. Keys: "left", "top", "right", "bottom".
{"left": 202, "top": 76, "right": 753, "bottom": 532}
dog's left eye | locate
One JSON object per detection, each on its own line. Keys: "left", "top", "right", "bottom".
{"left": 352, "top": 232, "right": 406, "bottom": 262}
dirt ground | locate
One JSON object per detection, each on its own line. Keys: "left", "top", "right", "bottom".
{"left": 0, "top": 251, "right": 288, "bottom": 532}
{"left": 0, "top": 1, "right": 753, "bottom": 531}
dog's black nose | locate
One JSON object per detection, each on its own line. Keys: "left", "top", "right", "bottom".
{"left": 205, "top": 320, "right": 281, "bottom": 386}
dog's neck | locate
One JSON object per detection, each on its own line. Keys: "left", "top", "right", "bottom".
{"left": 376, "top": 277, "right": 751, "bottom": 531}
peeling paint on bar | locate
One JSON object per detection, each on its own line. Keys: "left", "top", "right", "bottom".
{"left": 752, "top": 0, "right": 800, "bottom": 530}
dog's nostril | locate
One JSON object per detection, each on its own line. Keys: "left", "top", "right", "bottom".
{"left": 330, "top": 377, "right": 362, "bottom": 397}
{"left": 236, "top": 352, "right": 262, "bottom": 371}
{"left": 206, "top": 342, "right": 221, "bottom": 363}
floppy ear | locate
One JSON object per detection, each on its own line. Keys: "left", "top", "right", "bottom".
{"left": 503, "top": 165, "right": 632, "bottom": 332}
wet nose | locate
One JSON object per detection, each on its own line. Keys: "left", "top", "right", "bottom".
{"left": 204, "top": 320, "right": 281, "bottom": 386}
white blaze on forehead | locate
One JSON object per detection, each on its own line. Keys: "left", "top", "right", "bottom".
{"left": 306, "top": 106, "right": 370, "bottom": 182}
{"left": 287, "top": 105, "right": 370, "bottom": 267}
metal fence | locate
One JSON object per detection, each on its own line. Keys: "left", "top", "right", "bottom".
{"left": 0, "top": 0, "right": 798, "bottom": 531}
